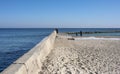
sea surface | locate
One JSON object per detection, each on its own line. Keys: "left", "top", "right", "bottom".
{"left": 0, "top": 28, "right": 120, "bottom": 72}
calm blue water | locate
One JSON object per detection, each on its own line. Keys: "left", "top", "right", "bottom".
{"left": 0, "top": 28, "right": 54, "bottom": 72}
{"left": 0, "top": 28, "right": 120, "bottom": 72}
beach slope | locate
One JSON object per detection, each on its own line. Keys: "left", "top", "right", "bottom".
{"left": 40, "top": 37, "right": 120, "bottom": 74}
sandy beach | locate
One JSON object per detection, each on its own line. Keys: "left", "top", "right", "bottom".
{"left": 40, "top": 36, "right": 120, "bottom": 74}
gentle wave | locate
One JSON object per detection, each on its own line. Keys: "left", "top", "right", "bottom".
{"left": 75, "top": 37, "right": 120, "bottom": 40}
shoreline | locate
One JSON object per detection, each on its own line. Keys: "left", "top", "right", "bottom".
{"left": 73, "top": 36, "right": 120, "bottom": 38}
{"left": 74, "top": 36, "right": 120, "bottom": 40}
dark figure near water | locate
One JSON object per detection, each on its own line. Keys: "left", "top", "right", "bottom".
{"left": 55, "top": 28, "right": 58, "bottom": 33}
{"left": 80, "top": 31, "right": 82, "bottom": 36}
{"left": 76, "top": 33, "right": 78, "bottom": 36}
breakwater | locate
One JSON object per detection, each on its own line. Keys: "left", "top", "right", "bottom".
{"left": 66, "top": 30, "right": 120, "bottom": 34}
{"left": 1, "top": 31, "right": 57, "bottom": 74}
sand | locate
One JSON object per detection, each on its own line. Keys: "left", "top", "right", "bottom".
{"left": 40, "top": 36, "right": 120, "bottom": 74}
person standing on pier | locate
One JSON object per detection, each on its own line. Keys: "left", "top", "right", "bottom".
{"left": 55, "top": 28, "right": 58, "bottom": 33}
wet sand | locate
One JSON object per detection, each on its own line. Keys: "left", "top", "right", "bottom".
{"left": 40, "top": 36, "right": 120, "bottom": 74}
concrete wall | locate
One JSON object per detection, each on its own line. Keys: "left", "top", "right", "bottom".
{"left": 1, "top": 31, "right": 57, "bottom": 74}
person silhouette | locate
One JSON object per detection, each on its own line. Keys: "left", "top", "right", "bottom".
{"left": 80, "top": 31, "right": 82, "bottom": 36}
{"left": 55, "top": 28, "right": 58, "bottom": 33}
{"left": 76, "top": 32, "right": 78, "bottom": 36}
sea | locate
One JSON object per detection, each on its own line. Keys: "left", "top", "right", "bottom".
{"left": 0, "top": 28, "right": 120, "bottom": 72}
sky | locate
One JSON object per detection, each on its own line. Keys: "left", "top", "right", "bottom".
{"left": 0, "top": 0, "right": 120, "bottom": 28}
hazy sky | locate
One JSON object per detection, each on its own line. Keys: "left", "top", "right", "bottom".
{"left": 0, "top": 0, "right": 120, "bottom": 28}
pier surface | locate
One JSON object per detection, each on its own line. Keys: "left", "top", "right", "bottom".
{"left": 40, "top": 36, "right": 120, "bottom": 74}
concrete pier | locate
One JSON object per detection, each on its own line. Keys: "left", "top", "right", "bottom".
{"left": 1, "top": 31, "right": 57, "bottom": 74}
